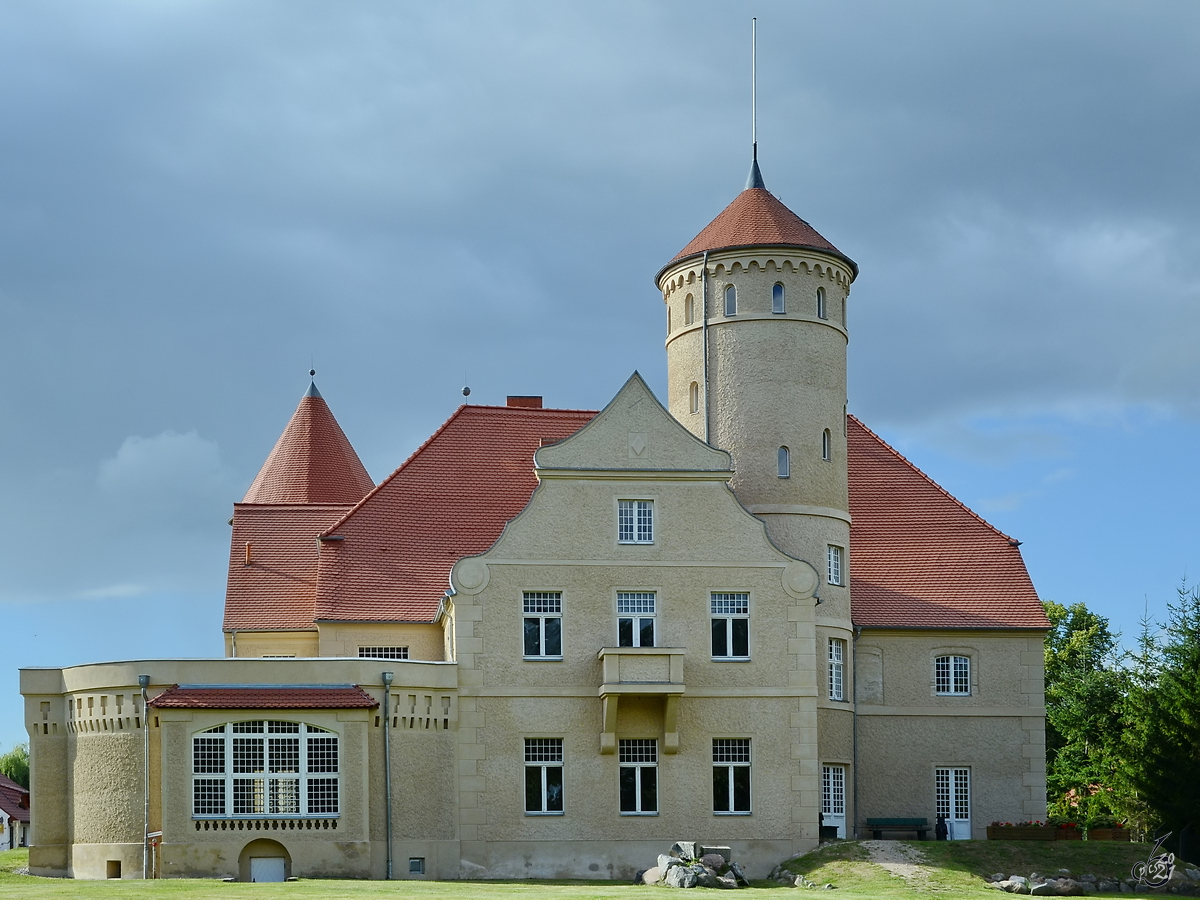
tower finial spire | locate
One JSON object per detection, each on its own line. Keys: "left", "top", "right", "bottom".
{"left": 745, "top": 17, "right": 766, "bottom": 191}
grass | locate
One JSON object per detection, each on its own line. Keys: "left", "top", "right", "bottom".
{"left": 0, "top": 841, "right": 1176, "bottom": 899}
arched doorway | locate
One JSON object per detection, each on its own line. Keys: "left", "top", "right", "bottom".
{"left": 238, "top": 838, "right": 291, "bottom": 882}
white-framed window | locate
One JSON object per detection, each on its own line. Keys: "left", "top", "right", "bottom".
{"left": 359, "top": 646, "right": 409, "bottom": 660}
{"left": 192, "top": 721, "right": 339, "bottom": 818}
{"left": 817, "top": 286, "right": 827, "bottom": 319}
{"left": 778, "top": 446, "right": 790, "bottom": 478}
{"left": 685, "top": 294, "right": 695, "bottom": 325}
{"left": 523, "top": 591, "right": 562, "bottom": 659}
{"left": 724, "top": 284, "right": 737, "bottom": 316}
{"left": 618, "top": 738, "right": 658, "bottom": 815}
{"left": 524, "top": 737, "right": 564, "bottom": 815}
{"left": 935, "top": 655, "right": 971, "bottom": 695}
{"left": 827, "top": 545, "right": 843, "bottom": 586}
{"left": 712, "top": 738, "right": 751, "bottom": 814}
{"left": 690, "top": 382, "right": 700, "bottom": 414}
{"left": 617, "top": 592, "right": 656, "bottom": 647}
{"left": 822, "top": 429, "right": 831, "bottom": 461}
{"left": 772, "top": 282, "right": 786, "bottom": 314}
{"left": 711, "top": 592, "right": 749, "bottom": 659}
{"left": 618, "top": 499, "right": 654, "bottom": 544}
{"left": 822, "top": 765, "right": 845, "bottom": 818}
{"left": 828, "top": 638, "right": 845, "bottom": 701}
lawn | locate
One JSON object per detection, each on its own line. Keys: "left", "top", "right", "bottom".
{"left": 0, "top": 841, "right": 1172, "bottom": 899}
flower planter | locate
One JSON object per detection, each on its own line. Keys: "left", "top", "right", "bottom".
{"left": 986, "top": 826, "right": 1059, "bottom": 841}
{"left": 1086, "top": 828, "right": 1130, "bottom": 842}
{"left": 1057, "top": 828, "right": 1082, "bottom": 841}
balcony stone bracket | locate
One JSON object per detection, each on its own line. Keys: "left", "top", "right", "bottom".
{"left": 596, "top": 647, "right": 685, "bottom": 755}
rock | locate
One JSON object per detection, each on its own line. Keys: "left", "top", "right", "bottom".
{"left": 670, "top": 841, "right": 699, "bottom": 861}
{"left": 665, "top": 866, "right": 698, "bottom": 888}
{"left": 1119, "top": 882, "right": 1133, "bottom": 893}
{"left": 997, "top": 879, "right": 1029, "bottom": 894}
{"left": 695, "top": 868, "right": 721, "bottom": 888}
{"left": 1052, "top": 878, "right": 1085, "bottom": 896}
{"left": 1058, "top": 869, "right": 1072, "bottom": 877}
{"left": 1029, "top": 874, "right": 1043, "bottom": 884}
{"left": 701, "top": 854, "right": 727, "bottom": 871}
{"left": 659, "top": 855, "right": 682, "bottom": 872}
{"left": 700, "top": 846, "right": 733, "bottom": 864}
{"left": 642, "top": 867, "right": 661, "bottom": 885}
{"left": 823, "top": 884, "right": 835, "bottom": 890}
{"left": 1188, "top": 868, "right": 1200, "bottom": 882}
{"left": 1030, "top": 883, "right": 1055, "bottom": 896}
{"left": 1010, "top": 876, "right": 1030, "bottom": 889}
{"left": 716, "top": 874, "right": 738, "bottom": 889}
{"left": 991, "top": 874, "right": 1009, "bottom": 883}
{"left": 1097, "top": 882, "right": 1119, "bottom": 893}
{"left": 729, "top": 861, "right": 750, "bottom": 886}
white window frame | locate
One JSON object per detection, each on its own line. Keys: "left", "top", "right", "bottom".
{"left": 618, "top": 499, "right": 654, "bottom": 544}
{"left": 772, "top": 282, "right": 786, "bottom": 314}
{"left": 523, "top": 591, "right": 563, "bottom": 659}
{"left": 712, "top": 738, "right": 752, "bottom": 815}
{"left": 618, "top": 738, "right": 658, "bottom": 815}
{"left": 828, "top": 638, "right": 845, "bottom": 701}
{"left": 524, "top": 737, "right": 564, "bottom": 815}
{"left": 822, "top": 765, "right": 845, "bottom": 817}
{"left": 935, "top": 655, "right": 971, "bottom": 695}
{"left": 192, "top": 721, "right": 339, "bottom": 819}
{"left": 358, "top": 646, "right": 409, "bottom": 660}
{"left": 711, "top": 592, "right": 750, "bottom": 660}
{"left": 617, "top": 592, "right": 656, "bottom": 647}
{"left": 724, "top": 284, "right": 737, "bottom": 316}
{"left": 816, "top": 286, "right": 827, "bottom": 319}
{"left": 778, "top": 446, "right": 790, "bottom": 478}
{"left": 827, "top": 545, "right": 844, "bottom": 586}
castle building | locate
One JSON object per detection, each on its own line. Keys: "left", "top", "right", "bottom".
{"left": 20, "top": 160, "right": 1049, "bottom": 881}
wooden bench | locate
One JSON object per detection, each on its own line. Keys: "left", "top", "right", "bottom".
{"left": 866, "top": 817, "right": 930, "bottom": 840}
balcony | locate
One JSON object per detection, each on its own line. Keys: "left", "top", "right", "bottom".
{"left": 596, "top": 647, "right": 685, "bottom": 754}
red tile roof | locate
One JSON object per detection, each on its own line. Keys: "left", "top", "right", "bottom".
{"left": 662, "top": 187, "right": 857, "bottom": 278}
{"left": 243, "top": 385, "right": 374, "bottom": 505}
{"left": 848, "top": 416, "right": 1049, "bottom": 629}
{"left": 223, "top": 504, "right": 354, "bottom": 631}
{"left": 148, "top": 684, "right": 378, "bottom": 709}
{"left": 0, "top": 774, "right": 29, "bottom": 823}
{"left": 312, "top": 404, "right": 597, "bottom": 622}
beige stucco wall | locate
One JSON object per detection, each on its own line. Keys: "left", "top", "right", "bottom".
{"left": 318, "top": 623, "right": 445, "bottom": 661}
{"left": 224, "top": 630, "right": 320, "bottom": 658}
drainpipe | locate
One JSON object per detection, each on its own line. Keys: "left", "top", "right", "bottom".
{"left": 382, "top": 671, "right": 394, "bottom": 879}
{"left": 139, "top": 674, "right": 150, "bottom": 878}
{"left": 851, "top": 628, "right": 861, "bottom": 839}
{"left": 701, "top": 250, "right": 711, "bottom": 443}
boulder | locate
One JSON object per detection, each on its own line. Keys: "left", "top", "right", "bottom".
{"left": 1009, "top": 876, "right": 1030, "bottom": 889}
{"left": 997, "top": 879, "right": 1029, "bottom": 894}
{"left": 991, "top": 873, "right": 1010, "bottom": 883}
{"left": 728, "top": 861, "right": 750, "bottom": 886}
{"left": 659, "top": 855, "right": 682, "bottom": 872}
{"left": 665, "top": 866, "right": 698, "bottom": 888}
{"left": 1030, "top": 883, "right": 1055, "bottom": 896}
{"left": 670, "top": 841, "right": 700, "bottom": 861}
{"left": 694, "top": 868, "right": 721, "bottom": 889}
{"left": 641, "top": 867, "right": 661, "bottom": 885}
{"left": 1052, "top": 878, "right": 1085, "bottom": 896}
{"left": 716, "top": 873, "right": 739, "bottom": 889}
{"left": 700, "top": 846, "right": 733, "bottom": 864}
{"left": 1097, "top": 881, "right": 1119, "bottom": 893}
{"left": 700, "top": 854, "right": 728, "bottom": 871}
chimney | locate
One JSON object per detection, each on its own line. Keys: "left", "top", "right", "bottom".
{"left": 506, "top": 396, "right": 543, "bottom": 408}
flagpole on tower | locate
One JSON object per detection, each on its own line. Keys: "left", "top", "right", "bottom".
{"left": 752, "top": 16, "right": 757, "bottom": 162}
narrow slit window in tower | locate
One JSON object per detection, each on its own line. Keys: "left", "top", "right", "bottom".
{"left": 822, "top": 429, "right": 831, "bottom": 461}
{"left": 724, "top": 285, "right": 736, "bottom": 316}
{"left": 778, "top": 446, "right": 790, "bottom": 478}
{"left": 772, "top": 283, "right": 785, "bottom": 314}
{"left": 685, "top": 294, "right": 694, "bottom": 325}
{"left": 667, "top": 307, "right": 671, "bottom": 334}
{"left": 689, "top": 382, "right": 700, "bottom": 415}
{"left": 817, "top": 287, "right": 827, "bottom": 319}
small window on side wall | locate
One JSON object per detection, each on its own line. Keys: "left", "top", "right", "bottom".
{"left": 685, "top": 294, "right": 695, "bottom": 325}
{"left": 724, "top": 284, "right": 736, "bottom": 316}
{"left": 777, "top": 446, "right": 790, "bottom": 478}
{"left": 822, "top": 429, "right": 831, "bottom": 461}
{"left": 667, "top": 307, "right": 671, "bottom": 334}
{"left": 827, "top": 545, "right": 843, "bottom": 586}
{"left": 618, "top": 500, "right": 653, "bottom": 544}
{"left": 689, "top": 382, "right": 700, "bottom": 415}
{"left": 816, "top": 287, "right": 827, "bottom": 319}
{"left": 772, "top": 283, "right": 785, "bottom": 314}
{"left": 935, "top": 655, "right": 971, "bottom": 695}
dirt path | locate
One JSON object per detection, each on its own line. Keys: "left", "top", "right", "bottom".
{"left": 860, "top": 839, "right": 933, "bottom": 885}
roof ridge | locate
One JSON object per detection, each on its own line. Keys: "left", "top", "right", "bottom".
{"left": 848, "top": 414, "right": 1019, "bottom": 545}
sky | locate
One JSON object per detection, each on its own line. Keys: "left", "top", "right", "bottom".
{"left": 3, "top": 0, "right": 1200, "bottom": 751}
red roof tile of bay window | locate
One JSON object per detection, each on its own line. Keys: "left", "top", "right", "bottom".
{"left": 313, "top": 404, "right": 597, "bottom": 622}
{"left": 0, "top": 774, "right": 29, "bottom": 823}
{"left": 848, "top": 416, "right": 1049, "bottom": 629}
{"left": 148, "top": 685, "right": 378, "bottom": 709}
{"left": 667, "top": 188, "right": 856, "bottom": 273}
{"left": 243, "top": 387, "right": 374, "bottom": 505}
{"left": 223, "top": 504, "right": 354, "bottom": 631}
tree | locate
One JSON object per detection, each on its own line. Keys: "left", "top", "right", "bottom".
{"left": 0, "top": 742, "right": 29, "bottom": 790}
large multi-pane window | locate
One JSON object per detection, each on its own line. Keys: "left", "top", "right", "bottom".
{"left": 935, "top": 655, "right": 971, "bottom": 695}
{"left": 359, "top": 646, "right": 408, "bottom": 660}
{"left": 192, "top": 721, "right": 339, "bottom": 818}
{"left": 618, "top": 739, "right": 658, "bottom": 815}
{"left": 828, "top": 638, "right": 846, "bottom": 701}
{"left": 523, "top": 592, "right": 562, "bottom": 658}
{"left": 524, "top": 738, "right": 564, "bottom": 815}
{"left": 618, "top": 500, "right": 654, "bottom": 544}
{"left": 711, "top": 593, "right": 749, "bottom": 659}
{"left": 822, "top": 765, "right": 845, "bottom": 819}
{"left": 617, "top": 592, "right": 656, "bottom": 647}
{"left": 712, "top": 738, "right": 751, "bottom": 814}
{"left": 827, "top": 546, "right": 843, "bottom": 586}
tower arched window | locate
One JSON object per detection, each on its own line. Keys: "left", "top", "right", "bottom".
{"left": 816, "top": 287, "right": 826, "bottom": 320}
{"left": 689, "top": 382, "right": 700, "bottom": 414}
{"left": 685, "top": 294, "right": 694, "bottom": 325}
{"left": 778, "top": 446, "right": 790, "bottom": 478}
{"left": 667, "top": 308, "right": 671, "bottom": 334}
{"left": 772, "top": 283, "right": 785, "bottom": 314}
{"left": 822, "top": 429, "right": 831, "bottom": 461}
{"left": 724, "top": 284, "right": 736, "bottom": 316}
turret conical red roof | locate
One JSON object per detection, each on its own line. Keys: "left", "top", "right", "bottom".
{"left": 242, "top": 383, "right": 374, "bottom": 504}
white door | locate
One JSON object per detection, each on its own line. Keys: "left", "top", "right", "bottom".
{"left": 822, "top": 765, "right": 846, "bottom": 838}
{"left": 250, "top": 857, "right": 287, "bottom": 883}
{"left": 936, "top": 767, "right": 971, "bottom": 840}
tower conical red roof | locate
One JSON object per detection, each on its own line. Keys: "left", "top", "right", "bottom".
{"left": 660, "top": 184, "right": 857, "bottom": 280}
{"left": 242, "top": 383, "right": 374, "bottom": 504}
